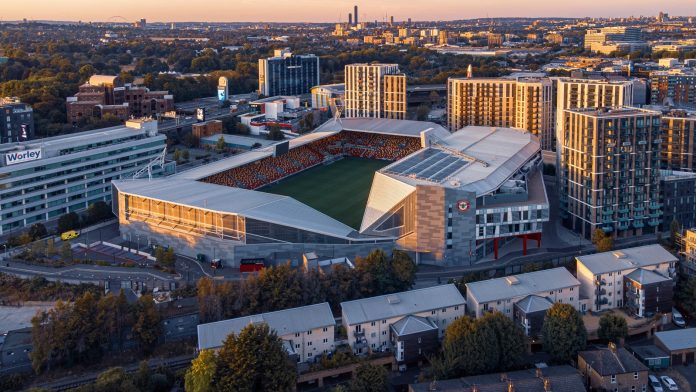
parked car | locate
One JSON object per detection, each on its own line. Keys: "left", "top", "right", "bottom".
{"left": 60, "top": 230, "right": 80, "bottom": 241}
{"left": 672, "top": 308, "right": 686, "bottom": 328}
{"left": 660, "top": 376, "right": 678, "bottom": 391}
{"left": 649, "top": 375, "right": 663, "bottom": 392}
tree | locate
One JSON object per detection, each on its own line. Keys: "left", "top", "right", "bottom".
{"left": 28, "top": 223, "right": 48, "bottom": 241}
{"left": 215, "top": 135, "right": 226, "bottom": 152}
{"left": 214, "top": 323, "right": 296, "bottom": 391}
{"left": 677, "top": 276, "right": 696, "bottom": 316}
{"left": 670, "top": 218, "right": 681, "bottom": 250}
{"left": 541, "top": 303, "right": 587, "bottom": 362}
{"left": 434, "top": 315, "right": 496, "bottom": 378}
{"left": 349, "top": 363, "right": 389, "bottom": 392}
{"left": 155, "top": 246, "right": 176, "bottom": 268}
{"left": 478, "top": 311, "right": 526, "bottom": 370}
{"left": 57, "top": 212, "right": 80, "bottom": 233}
{"left": 85, "top": 201, "right": 112, "bottom": 225}
{"left": 592, "top": 228, "right": 613, "bottom": 253}
{"left": 266, "top": 125, "right": 285, "bottom": 141}
{"left": 185, "top": 350, "right": 217, "bottom": 392}
{"left": 598, "top": 313, "right": 628, "bottom": 343}
{"left": 132, "top": 295, "right": 161, "bottom": 354}
{"left": 416, "top": 104, "right": 431, "bottom": 121}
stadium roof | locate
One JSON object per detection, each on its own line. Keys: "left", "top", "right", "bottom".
{"left": 341, "top": 284, "right": 465, "bottom": 326}
{"left": 314, "top": 117, "right": 450, "bottom": 139}
{"left": 655, "top": 328, "right": 696, "bottom": 352}
{"left": 113, "top": 179, "right": 359, "bottom": 240}
{"left": 466, "top": 268, "right": 580, "bottom": 304}
{"left": 380, "top": 126, "right": 540, "bottom": 195}
{"left": 197, "top": 302, "right": 334, "bottom": 350}
{"left": 576, "top": 245, "right": 677, "bottom": 275}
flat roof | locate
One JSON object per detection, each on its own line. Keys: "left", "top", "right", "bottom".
{"left": 341, "top": 284, "right": 465, "bottom": 326}
{"left": 113, "top": 179, "right": 358, "bottom": 240}
{"left": 466, "top": 267, "right": 580, "bottom": 304}
{"left": 381, "top": 126, "right": 540, "bottom": 196}
{"left": 566, "top": 107, "right": 661, "bottom": 118}
{"left": 197, "top": 302, "right": 334, "bottom": 351}
{"left": 576, "top": 245, "right": 677, "bottom": 275}
{"left": 655, "top": 328, "right": 696, "bottom": 351}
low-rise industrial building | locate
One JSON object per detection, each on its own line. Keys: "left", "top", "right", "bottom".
{"left": 341, "top": 284, "right": 465, "bottom": 355}
{"left": 465, "top": 267, "right": 581, "bottom": 318}
{"left": 655, "top": 328, "right": 696, "bottom": 365}
{"left": 196, "top": 302, "right": 335, "bottom": 363}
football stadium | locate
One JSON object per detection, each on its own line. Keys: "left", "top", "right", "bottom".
{"left": 112, "top": 118, "right": 549, "bottom": 267}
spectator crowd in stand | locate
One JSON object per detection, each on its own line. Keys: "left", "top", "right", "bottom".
{"left": 201, "top": 131, "right": 422, "bottom": 190}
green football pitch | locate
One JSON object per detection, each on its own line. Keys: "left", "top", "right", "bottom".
{"left": 262, "top": 158, "right": 390, "bottom": 230}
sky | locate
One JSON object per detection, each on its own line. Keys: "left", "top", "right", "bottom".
{"left": 2, "top": 0, "right": 695, "bottom": 23}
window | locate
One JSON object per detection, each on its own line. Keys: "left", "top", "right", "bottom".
{"left": 382, "top": 320, "right": 386, "bottom": 324}
{"left": 611, "top": 375, "right": 616, "bottom": 383}
{"left": 382, "top": 331, "right": 387, "bottom": 335}
{"left": 371, "top": 321, "right": 376, "bottom": 327}
{"left": 454, "top": 306, "right": 459, "bottom": 311}
{"left": 634, "top": 372, "right": 638, "bottom": 380}
{"left": 323, "top": 327, "right": 328, "bottom": 332}
{"left": 323, "top": 338, "right": 328, "bottom": 343}
{"left": 418, "top": 337, "right": 422, "bottom": 343}
{"left": 442, "top": 308, "right": 447, "bottom": 313}
{"left": 295, "top": 344, "right": 300, "bottom": 348}
{"left": 308, "top": 352, "right": 312, "bottom": 357}
{"left": 431, "top": 310, "right": 436, "bottom": 315}
{"left": 307, "top": 342, "right": 313, "bottom": 346}
{"left": 295, "top": 333, "right": 300, "bottom": 337}
{"left": 307, "top": 330, "right": 312, "bottom": 335}
{"left": 631, "top": 386, "right": 636, "bottom": 392}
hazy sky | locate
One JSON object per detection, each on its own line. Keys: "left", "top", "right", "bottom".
{"left": 2, "top": 0, "right": 695, "bottom": 23}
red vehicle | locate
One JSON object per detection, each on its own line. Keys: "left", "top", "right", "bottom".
{"left": 239, "top": 258, "right": 265, "bottom": 273}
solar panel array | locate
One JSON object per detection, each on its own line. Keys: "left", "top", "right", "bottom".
{"left": 384, "top": 148, "right": 471, "bottom": 182}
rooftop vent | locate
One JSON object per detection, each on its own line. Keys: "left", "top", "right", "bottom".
{"left": 250, "top": 315, "right": 264, "bottom": 324}
{"left": 505, "top": 276, "right": 520, "bottom": 286}
{"left": 612, "top": 251, "right": 626, "bottom": 259}
{"left": 387, "top": 295, "right": 401, "bottom": 304}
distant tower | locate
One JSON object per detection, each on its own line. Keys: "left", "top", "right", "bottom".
{"left": 467, "top": 64, "right": 473, "bottom": 78}
{"left": 354, "top": 5, "right": 359, "bottom": 26}
{"left": 348, "top": 13, "right": 352, "bottom": 25}
{"left": 390, "top": 16, "right": 394, "bottom": 26}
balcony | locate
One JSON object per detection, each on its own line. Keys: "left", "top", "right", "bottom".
{"left": 633, "top": 220, "right": 645, "bottom": 229}
{"left": 595, "top": 297, "right": 609, "bottom": 306}
{"left": 354, "top": 330, "right": 365, "bottom": 339}
{"left": 649, "top": 202, "right": 662, "bottom": 210}
{"left": 647, "top": 219, "right": 660, "bottom": 227}
{"left": 602, "top": 209, "right": 614, "bottom": 216}
{"left": 595, "top": 279, "right": 607, "bottom": 286}
{"left": 595, "top": 288, "right": 607, "bottom": 295}
{"left": 618, "top": 221, "right": 631, "bottom": 230}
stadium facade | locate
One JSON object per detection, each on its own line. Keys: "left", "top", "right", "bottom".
{"left": 0, "top": 119, "right": 168, "bottom": 236}
{"left": 113, "top": 118, "right": 548, "bottom": 267}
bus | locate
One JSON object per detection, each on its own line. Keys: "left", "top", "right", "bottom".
{"left": 239, "top": 258, "right": 265, "bottom": 273}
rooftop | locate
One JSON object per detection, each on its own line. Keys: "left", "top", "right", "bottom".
{"left": 113, "top": 179, "right": 358, "bottom": 240}
{"left": 466, "top": 267, "right": 580, "bottom": 304}
{"left": 576, "top": 245, "right": 677, "bottom": 275}
{"left": 314, "top": 117, "right": 449, "bottom": 139}
{"left": 341, "top": 284, "right": 465, "bottom": 326}
{"left": 390, "top": 315, "right": 438, "bottom": 336}
{"left": 565, "top": 107, "right": 661, "bottom": 118}
{"left": 625, "top": 268, "right": 671, "bottom": 285}
{"left": 655, "top": 328, "right": 696, "bottom": 351}
{"left": 579, "top": 346, "right": 648, "bottom": 376}
{"left": 409, "top": 365, "right": 585, "bottom": 392}
{"left": 197, "top": 302, "right": 334, "bottom": 351}
{"left": 514, "top": 295, "right": 554, "bottom": 314}
{"left": 380, "top": 126, "right": 540, "bottom": 196}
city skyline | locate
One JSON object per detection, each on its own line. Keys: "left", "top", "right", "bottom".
{"left": 1, "top": 0, "right": 695, "bottom": 23}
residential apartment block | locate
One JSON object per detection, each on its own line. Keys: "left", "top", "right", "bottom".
{"left": 559, "top": 107, "right": 662, "bottom": 239}
{"left": 555, "top": 78, "right": 633, "bottom": 153}
{"left": 447, "top": 77, "right": 554, "bottom": 150}
{"left": 465, "top": 267, "right": 581, "bottom": 318}
{"left": 660, "top": 110, "right": 696, "bottom": 171}
{"left": 340, "top": 285, "right": 465, "bottom": 355}
{"left": 575, "top": 245, "right": 677, "bottom": 313}
{"left": 650, "top": 69, "right": 696, "bottom": 109}
{"left": 344, "top": 64, "right": 407, "bottom": 119}
{"left": 196, "top": 303, "right": 335, "bottom": 363}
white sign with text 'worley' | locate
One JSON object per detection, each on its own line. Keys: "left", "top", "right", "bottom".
{"left": 4, "top": 148, "right": 42, "bottom": 166}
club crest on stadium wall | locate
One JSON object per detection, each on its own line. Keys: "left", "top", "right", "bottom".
{"left": 456, "top": 199, "right": 471, "bottom": 212}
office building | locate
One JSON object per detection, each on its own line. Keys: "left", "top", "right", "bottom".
{"left": 559, "top": 107, "right": 661, "bottom": 239}
{"left": 447, "top": 78, "right": 554, "bottom": 150}
{"left": 0, "top": 98, "right": 34, "bottom": 144}
{"left": 66, "top": 75, "right": 174, "bottom": 124}
{"left": 340, "top": 285, "right": 465, "bottom": 355}
{"left": 584, "top": 26, "right": 643, "bottom": 51}
{"left": 258, "top": 49, "right": 320, "bottom": 97}
{"left": 196, "top": 303, "right": 335, "bottom": 363}
{"left": 578, "top": 345, "right": 648, "bottom": 392}
{"left": 465, "top": 267, "right": 581, "bottom": 318}
{"left": 555, "top": 78, "right": 633, "bottom": 153}
{"left": 575, "top": 245, "right": 677, "bottom": 313}
{"left": 0, "top": 119, "right": 168, "bottom": 236}
{"left": 661, "top": 111, "right": 696, "bottom": 171}
{"left": 660, "top": 170, "right": 696, "bottom": 232}
{"left": 650, "top": 70, "right": 696, "bottom": 109}
{"left": 344, "top": 64, "right": 406, "bottom": 119}
{"left": 354, "top": 5, "right": 358, "bottom": 26}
